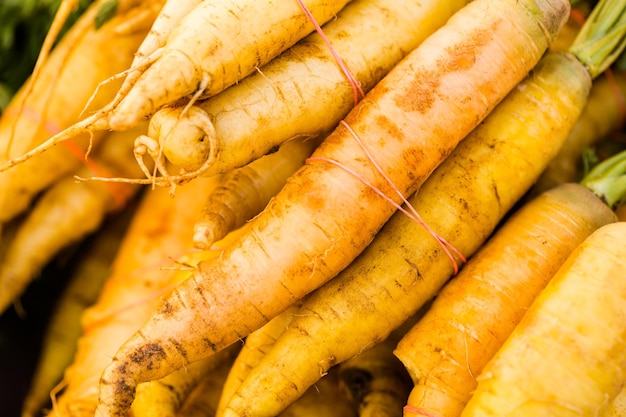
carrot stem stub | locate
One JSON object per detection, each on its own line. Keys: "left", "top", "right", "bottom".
{"left": 93, "top": 0, "right": 570, "bottom": 416}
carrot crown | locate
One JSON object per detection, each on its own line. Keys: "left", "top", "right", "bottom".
{"left": 569, "top": 0, "right": 626, "bottom": 78}
{"left": 580, "top": 148, "right": 626, "bottom": 210}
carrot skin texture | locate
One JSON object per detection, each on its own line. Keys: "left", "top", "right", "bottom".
{"left": 395, "top": 182, "right": 617, "bottom": 417}
{"left": 94, "top": 1, "right": 569, "bottom": 416}
{"left": 151, "top": 0, "right": 470, "bottom": 177}
{"left": 460, "top": 221, "right": 626, "bottom": 416}
{"left": 216, "top": 49, "right": 588, "bottom": 417}
{"left": 0, "top": 0, "right": 158, "bottom": 223}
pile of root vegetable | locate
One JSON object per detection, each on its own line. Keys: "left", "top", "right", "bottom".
{"left": 3, "top": 0, "right": 626, "bottom": 416}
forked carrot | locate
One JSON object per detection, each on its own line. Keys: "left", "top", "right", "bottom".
{"left": 215, "top": 48, "right": 590, "bottom": 417}
{"left": 459, "top": 221, "right": 626, "bottom": 416}
{"left": 93, "top": 1, "right": 569, "bottom": 416}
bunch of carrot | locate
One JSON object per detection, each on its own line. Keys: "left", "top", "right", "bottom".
{"left": 2, "top": 0, "right": 626, "bottom": 416}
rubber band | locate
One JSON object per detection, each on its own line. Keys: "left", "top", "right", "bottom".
{"left": 295, "top": 0, "right": 365, "bottom": 105}
{"left": 306, "top": 119, "right": 465, "bottom": 273}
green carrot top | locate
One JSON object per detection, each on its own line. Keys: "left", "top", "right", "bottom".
{"left": 569, "top": 0, "right": 626, "bottom": 78}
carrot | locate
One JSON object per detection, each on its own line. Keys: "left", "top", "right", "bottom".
{"left": 530, "top": 68, "right": 626, "bottom": 195}
{"left": 129, "top": 0, "right": 200, "bottom": 67}
{"left": 45, "top": 176, "right": 222, "bottom": 417}
{"left": 118, "top": 0, "right": 470, "bottom": 184}
{"left": 459, "top": 221, "right": 626, "bottom": 416}
{"left": 216, "top": 302, "right": 305, "bottom": 417}
{"left": 93, "top": 1, "right": 569, "bottom": 415}
{"left": 0, "top": 123, "right": 146, "bottom": 315}
{"left": 20, "top": 208, "right": 134, "bottom": 417}
{"left": 394, "top": 181, "right": 618, "bottom": 417}
{"left": 215, "top": 48, "right": 589, "bottom": 417}
{"left": 0, "top": 0, "right": 159, "bottom": 224}
{"left": 193, "top": 136, "right": 322, "bottom": 249}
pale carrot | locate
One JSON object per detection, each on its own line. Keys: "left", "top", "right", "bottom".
{"left": 193, "top": 136, "right": 322, "bottom": 249}
{"left": 112, "top": 0, "right": 470, "bottom": 184}
{"left": 94, "top": 1, "right": 569, "bottom": 416}
{"left": 216, "top": 48, "right": 589, "bottom": 417}
{"left": 0, "top": 0, "right": 159, "bottom": 224}
{"left": 459, "top": 221, "right": 626, "bottom": 416}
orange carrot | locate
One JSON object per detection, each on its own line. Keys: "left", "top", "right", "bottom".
{"left": 93, "top": 1, "right": 569, "bottom": 416}
{"left": 0, "top": 124, "right": 145, "bottom": 314}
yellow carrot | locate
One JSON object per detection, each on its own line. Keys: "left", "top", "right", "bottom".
{"left": 338, "top": 316, "right": 418, "bottom": 417}
{"left": 131, "top": 344, "right": 240, "bottom": 417}
{"left": 216, "top": 48, "right": 589, "bottom": 417}
{"left": 193, "top": 136, "right": 322, "bottom": 249}
{"left": 460, "top": 221, "right": 626, "bottom": 416}
{"left": 174, "top": 346, "right": 241, "bottom": 417}
{"left": 21, "top": 209, "right": 134, "bottom": 417}
{"left": 277, "top": 368, "right": 358, "bottom": 417}
{"left": 120, "top": 0, "right": 470, "bottom": 184}
{"left": 531, "top": 68, "right": 626, "bottom": 195}
{"left": 216, "top": 302, "right": 304, "bottom": 417}
{"left": 0, "top": 0, "right": 160, "bottom": 224}
{"left": 0, "top": 123, "right": 146, "bottom": 315}
{"left": 94, "top": 1, "right": 569, "bottom": 416}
